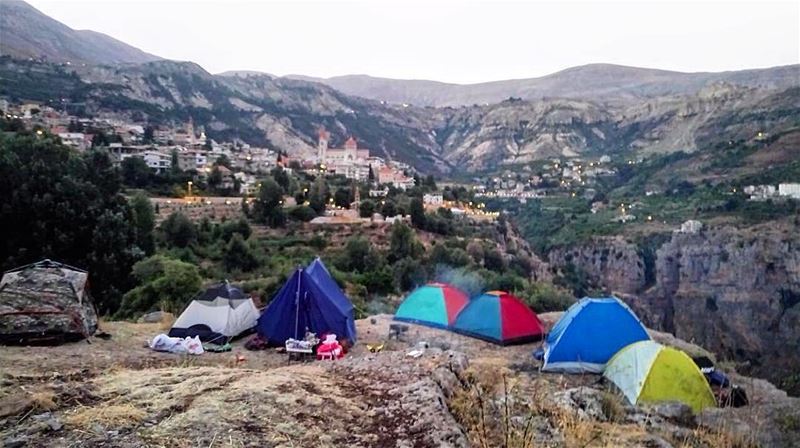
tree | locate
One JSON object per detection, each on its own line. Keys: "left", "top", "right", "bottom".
{"left": 466, "top": 241, "right": 485, "bottom": 264}
{"left": 393, "top": 257, "right": 426, "bottom": 291}
{"left": 130, "top": 193, "right": 156, "bottom": 255}
{"left": 271, "top": 167, "right": 291, "bottom": 191}
{"left": 361, "top": 266, "right": 395, "bottom": 295}
{"left": 252, "top": 177, "right": 285, "bottom": 227}
{"left": 381, "top": 200, "right": 397, "bottom": 217}
{"left": 409, "top": 197, "right": 426, "bottom": 228}
{"left": 424, "top": 174, "right": 437, "bottom": 191}
{"left": 308, "top": 177, "right": 329, "bottom": 214}
{"left": 160, "top": 212, "right": 197, "bottom": 248}
{"left": 359, "top": 199, "right": 376, "bottom": 218}
{"left": 368, "top": 165, "right": 376, "bottom": 183}
{"left": 143, "top": 126, "right": 155, "bottom": 143}
{"left": 120, "top": 156, "right": 152, "bottom": 188}
{"left": 483, "top": 247, "right": 506, "bottom": 272}
{"left": 223, "top": 233, "right": 260, "bottom": 272}
{"left": 219, "top": 218, "right": 252, "bottom": 242}
{"left": 208, "top": 166, "right": 223, "bottom": 190}
{"left": 117, "top": 255, "right": 201, "bottom": 317}
{"left": 0, "top": 134, "right": 142, "bottom": 314}
{"left": 334, "top": 187, "right": 352, "bottom": 208}
{"left": 338, "top": 236, "right": 381, "bottom": 273}
{"left": 215, "top": 154, "right": 232, "bottom": 169}
{"left": 289, "top": 205, "right": 317, "bottom": 222}
{"left": 388, "top": 222, "right": 422, "bottom": 262}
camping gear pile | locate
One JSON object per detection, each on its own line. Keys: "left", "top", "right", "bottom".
{"left": 148, "top": 333, "right": 204, "bottom": 355}
{"left": 0, "top": 259, "right": 98, "bottom": 344}
{"left": 393, "top": 284, "right": 544, "bottom": 345}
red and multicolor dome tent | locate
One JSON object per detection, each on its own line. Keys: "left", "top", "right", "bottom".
{"left": 452, "top": 291, "right": 544, "bottom": 345}
{"left": 394, "top": 283, "right": 469, "bottom": 329}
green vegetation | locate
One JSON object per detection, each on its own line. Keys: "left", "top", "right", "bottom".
{"left": 0, "top": 129, "right": 143, "bottom": 314}
{"left": 117, "top": 255, "right": 202, "bottom": 317}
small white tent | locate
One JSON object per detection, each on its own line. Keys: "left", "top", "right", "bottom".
{"left": 169, "top": 281, "right": 259, "bottom": 343}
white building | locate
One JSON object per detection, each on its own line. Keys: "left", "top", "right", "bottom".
{"left": 317, "top": 128, "right": 371, "bottom": 180}
{"left": 141, "top": 151, "right": 172, "bottom": 173}
{"left": 369, "top": 188, "right": 389, "bottom": 198}
{"left": 679, "top": 220, "right": 703, "bottom": 234}
{"left": 744, "top": 185, "right": 777, "bottom": 200}
{"left": 57, "top": 132, "right": 88, "bottom": 151}
{"left": 423, "top": 193, "right": 444, "bottom": 207}
{"left": 778, "top": 183, "right": 800, "bottom": 199}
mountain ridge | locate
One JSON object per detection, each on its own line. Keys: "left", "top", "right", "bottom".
{"left": 282, "top": 63, "right": 800, "bottom": 106}
{"left": 0, "top": 0, "right": 161, "bottom": 65}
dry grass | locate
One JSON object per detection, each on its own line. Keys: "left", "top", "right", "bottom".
{"left": 600, "top": 391, "right": 626, "bottom": 423}
{"left": 448, "top": 365, "right": 656, "bottom": 448}
{"left": 0, "top": 388, "right": 57, "bottom": 418}
{"left": 29, "top": 390, "right": 57, "bottom": 412}
{"left": 678, "top": 426, "right": 758, "bottom": 448}
{"left": 157, "top": 309, "right": 176, "bottom": 330}
{"left": 63, "top": 404, "right": 147, "bottom": 429}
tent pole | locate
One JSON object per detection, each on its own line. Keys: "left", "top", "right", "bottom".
{"left": 294, "top": 270, "right": 301, "bottom": 339}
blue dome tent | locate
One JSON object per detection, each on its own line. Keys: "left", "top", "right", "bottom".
{"left": 540, "top": 297, "right": 650, "bottom": 373}
{"left": 256, "top": 259, "right": 357, "bottom": 345}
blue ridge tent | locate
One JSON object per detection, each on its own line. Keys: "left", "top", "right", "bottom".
{"left": 256, "top": 259, "right": 357, "bottom": 345}
{"left": 540, "top": 297, "right": 650, "bottom": 373}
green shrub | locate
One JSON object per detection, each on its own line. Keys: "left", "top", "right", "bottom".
{"left": 116, "top": 255, "right": 201, "bottom": 317}
{"left": 519, "top": 282, "right": 576, "bottom": 312}
{"left": 288, "top": 205, "right": 318, "bottom": 222}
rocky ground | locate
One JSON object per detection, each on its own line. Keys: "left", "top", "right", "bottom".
{"left": 1, "top": 314, "right": 798, "bottom": 448}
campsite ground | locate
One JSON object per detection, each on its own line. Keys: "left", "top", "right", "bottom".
{"left": 1, "top": 315, "right": 799, "bottom": 447}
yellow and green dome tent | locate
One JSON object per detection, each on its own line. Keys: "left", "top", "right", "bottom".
{"left": 603, "top": 340, "right": 716, "bottom": 413}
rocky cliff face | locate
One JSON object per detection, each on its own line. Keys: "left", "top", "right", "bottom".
{"left": 638, "top": 226, "right": 800, "bottom": 390}
{"left": 546, "top": 225, "right": 800, "bottom": 394}
{"left": 547, "top": 237, "right": 645, "bottom": 294}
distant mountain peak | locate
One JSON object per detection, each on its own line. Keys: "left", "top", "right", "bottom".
{"left": 0, "top": 0, "right": 161, "bottom": 65}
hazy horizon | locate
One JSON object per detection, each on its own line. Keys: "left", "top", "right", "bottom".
{"left": 24, "top": 0, "right": 800, "bottom": 84}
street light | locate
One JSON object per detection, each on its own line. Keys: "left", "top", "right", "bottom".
{"left": 187, "top": 181, "right": 193, "bottom": 198}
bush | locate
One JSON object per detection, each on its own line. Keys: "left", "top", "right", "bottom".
{"left": 520, "top": 282, "right": 576, "bottom": 312}
{"left": 388, "top": 222, "right": 423, "bottom": 262}
{"left": 218, "top": 218, "right": 251, "bottom": 242}
{"left": 359, "top": 199, "right": 376, "bottom": 218}
{"left": 288, "top": 205, "right": 317, "bottom": 222}
{"left": 360, "top": 266, "right": 395, "bottom": 295}
{"left": 160, "top": 212, "right": 197, "bottom": 248}
{"left": 483, "top": 247, "right": 506, "bottom": 272}
{"left": 116, "top": 255, "right": 201, "bottom": 317}
{"left": 393, "top": 257, "right": 427, "bottom": 291}
{"left": 223, "top": 233, "right": 260, "bottom": 272}
{"left": 309, "top": 233, "right": 328, "bottom": 250}
{"left": 337, "top": 236, "right": 382, "bottom": 273}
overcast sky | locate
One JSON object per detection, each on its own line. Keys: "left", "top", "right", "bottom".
{"left": 26, "top": 0, "right": 800, "bottom": 84}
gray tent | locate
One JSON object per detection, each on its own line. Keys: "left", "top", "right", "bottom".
{"left": 0, "top": 259, "right": 98, "bottom": 343}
